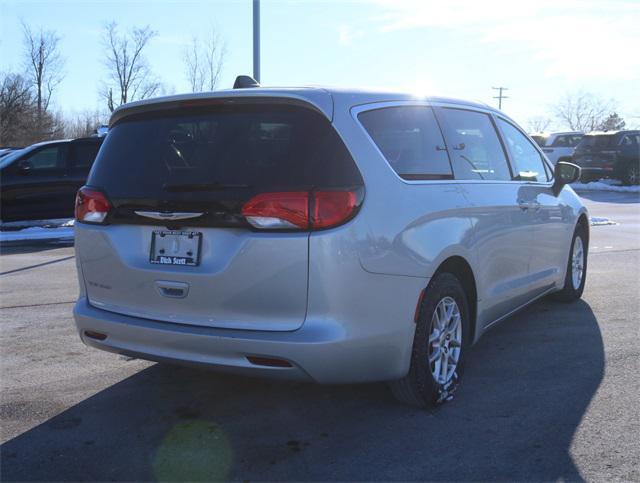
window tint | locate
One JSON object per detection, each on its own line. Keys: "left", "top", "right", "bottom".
{"left": 436, "top": 108, "right": 511, "bottom": 181}
{"left": 577, "top": 134, "right": 615, "bottom": 150}
{"left": 497, "top": 118, "right": 549, "bottom": 182}
{"left": 89, "top": 104, "right": 363, "bottom": 202}
{"left": 552, "top": 135, "right": 583, "bottom": 147}
{"left": 71, "top": 142, "right": 100, "bottom": 168}
{"left": 24, "top": 146, "right": 62, "bottom": 170}
{"left": 531, "top": 135, "right": 548, "bottom": 147}
{"left": 568, "top": 134, "right": 583, "bottom": 147}
{"left": 551, "top": 135, "right": 570, "bottom": 147}
{"left": 620, "top": 134, "right": 639, "bottom": 146}
{"left": 358, "top": 106, "right": 452, "bottom": 180}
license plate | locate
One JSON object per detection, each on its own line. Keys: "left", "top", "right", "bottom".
{"left": 150, "top": 230, "right": 202, "bottom": 266}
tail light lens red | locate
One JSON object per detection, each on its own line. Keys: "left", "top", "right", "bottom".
{"left": 241, "top": 192, "right": 310, "bottom": 229}
{"left": 75, "top": 186, "right": 111, "bottom": 224}
{"left": 242, "top": 190, "right": 360, "bottom": 231}
{"left": 312, "top": 191, "right": 357, "bottom": 229}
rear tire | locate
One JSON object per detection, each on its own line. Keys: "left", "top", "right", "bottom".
{"left": 622, "top": 164, "right": 640, "bottom": 186}
{"left": 554, "top": 223, "right": 588, "bottom": 302}
{"left": 389, "top": 273, "right": 471, "bottom": 407}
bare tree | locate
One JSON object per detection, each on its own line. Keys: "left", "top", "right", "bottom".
{"left": 527, "top": 116, "right": 552, "bottom": 133}
{"left": 183, "top": 29, "right": 225, "bottom": 92}
{"left": 553, "top": 91, "right": 616, "bottom": 132}
{"left": 63, "top": 109, "right": 109, "bottom": 139}
{"left": 0, "top": 73, "right": 33, "bottom": 145}
{"left": 21, "top": 22, "right": 65, "bottom": 118}
{"left": 0, "top": 72, "right": 63, "bottom": 146}
{"left": 101, "top": 22, "right": 160, "bottom": 112}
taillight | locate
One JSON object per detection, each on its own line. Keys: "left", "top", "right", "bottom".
{"left": 312, "top": 191, "right": 357, "bottom": 229}
{"left": 75, "top": 186, "right": 111, "bottom": 224}
{"left": 241, "top": 192, "right": 310, "bottom": 229}
{"left": 242, "top": 190, "right": 359, "bottom": 230}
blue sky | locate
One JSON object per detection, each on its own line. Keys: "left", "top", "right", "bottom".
{"left": 1, "top": 0, "right": 639, "bottom": 129}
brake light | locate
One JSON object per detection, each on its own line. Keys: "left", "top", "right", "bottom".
{"left": 242, "top": 190, "right": 359, "bottom": 230}
{"left": 75, "top": 186, "right": 111, "bottom": 224}
{"left": 242, "top": 192, "right": 310, "bottom": 229}
{"left": 312, "top": 191, "right": 357, "bottom": 229}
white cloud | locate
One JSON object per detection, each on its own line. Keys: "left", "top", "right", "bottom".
{"left": 370, "top": 0, "right": 640, "bottom": 80}
{"left": 338, "top": 24, "right": 364, "bottom": 45}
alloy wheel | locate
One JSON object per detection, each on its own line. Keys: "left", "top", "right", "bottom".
{"left": 428, "top": 296, "right": 463, "bottom": 385}
{"left": 572, "top": 235, "right": 585, "bottom": 290}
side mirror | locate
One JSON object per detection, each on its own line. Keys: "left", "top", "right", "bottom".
{"left": 17, "top": 159, "right": 33, "bottom": 174}
{"left": 553, "top": 161, "right": 581, "bottom": 195}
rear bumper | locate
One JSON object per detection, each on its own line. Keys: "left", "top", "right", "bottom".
{"left": 73, "top": 297, "right": 415, "bottom": 383}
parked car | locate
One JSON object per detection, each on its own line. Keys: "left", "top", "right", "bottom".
{"left": 0, "top": 137, "right": 104, "bottom": 223}
{"left": 531, "top": 131, "right": 583, "bottom": 165}
{"left": 73, "top": 80, "right": 588, "bottom": 406}
{"left": 0, "top": 147, "right": 22, "bottom": 159}
{"left": 572, "top": 130, "right": 640, "bottom": 185}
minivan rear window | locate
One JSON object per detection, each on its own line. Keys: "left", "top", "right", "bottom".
{"left": 88, "top": 104, "right": 363, "bottom": 224}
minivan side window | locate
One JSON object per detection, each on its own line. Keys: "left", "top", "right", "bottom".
{"left": 358, "top": 106, "right": 453, "bottom": 180}
{"left": 497, "top": 118, "right": 549, "bottom": 182}
{"left": 435, "top": 108, "right": 511, "bottom": 181}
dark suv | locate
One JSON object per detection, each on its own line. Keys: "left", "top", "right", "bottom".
{"left": 0, "top": 136, "right": 104, "bottom": 222}
{"left": 572, "top": 130, "right": 640, "bottom": 185}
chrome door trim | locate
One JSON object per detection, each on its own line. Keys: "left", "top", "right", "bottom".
{"left": 350, "top": 100, "right": 555, "bottom": 189}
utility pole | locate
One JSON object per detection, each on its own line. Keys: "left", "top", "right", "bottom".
{"left": 492, "top": 86, "right": 509, "bottom": 110}
{"left": 253, "top": 0, "right": 261, "bottom": 83}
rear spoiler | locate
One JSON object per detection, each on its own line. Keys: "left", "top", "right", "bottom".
{"left": 109, "top": 89, "right": 334, "bottom": 127}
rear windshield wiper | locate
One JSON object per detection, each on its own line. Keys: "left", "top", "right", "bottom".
{"left": 163, "top": 182, "right": 252, "bottom": 192}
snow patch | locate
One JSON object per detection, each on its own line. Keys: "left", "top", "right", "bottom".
{"left": 0, "top": 218, "right": 75, "bottom": 244}
{"left": 0, "top": 226, "right": 74, "bottom": 243}
{"left": 590, "top": 217, "right": 618, "bottom": 226}
{"left": 571, "top": 179, "right": 640, "bottom": 193}
{"left": 0, "top": 218, "right": 74, "bottom": 230}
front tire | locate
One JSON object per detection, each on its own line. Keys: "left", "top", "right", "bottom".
{"left": 554, "top": 223, "right": 588, "bottom": 302}
{"left": 579, "top": 171, "right": 593, "bottom": 184}
{"left": 389, "top": 273, "right": 470, "bottom": 407}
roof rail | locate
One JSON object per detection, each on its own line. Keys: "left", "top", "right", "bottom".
{"left": 233, "top": 75, "right": 260, "bottom": 89}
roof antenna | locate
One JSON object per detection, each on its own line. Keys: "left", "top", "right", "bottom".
{"left": 233, "top": 75, "right": 260, "bottom": 89}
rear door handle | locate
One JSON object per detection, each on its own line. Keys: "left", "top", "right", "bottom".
{"left": 155, "top": 280, "right": 189, "bottom": 298}
{"left": 517, "top": 199, "right": 529, "bottom": 211}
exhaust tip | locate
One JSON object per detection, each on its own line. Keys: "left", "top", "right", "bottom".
{"left": 84, "top": 330, "right": 107, "bottom": 341}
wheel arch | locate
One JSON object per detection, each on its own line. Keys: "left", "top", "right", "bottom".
{"left": 432, "top": 256, "right": 478, "bottom": 344}
{"left": 577, "top": 212, "right": 590, "bottom": 244}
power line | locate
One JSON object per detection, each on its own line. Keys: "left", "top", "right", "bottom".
{"left": 492, "top": 86, "right": 509, "bottom": 110}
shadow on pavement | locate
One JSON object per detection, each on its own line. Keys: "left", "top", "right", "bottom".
{"left": 1, "top": 298, "right": 604, "bottom": 481}
{"left": 0, "top": 240, "right": 74, "bottom": 256}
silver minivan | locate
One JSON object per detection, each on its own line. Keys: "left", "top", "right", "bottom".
{"left": 73, "top": 81, "right": 588, "bottom": 406}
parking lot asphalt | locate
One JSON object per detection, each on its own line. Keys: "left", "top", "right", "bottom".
{"left": 1, "top": 191, "right": 639, "bottom": 481}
